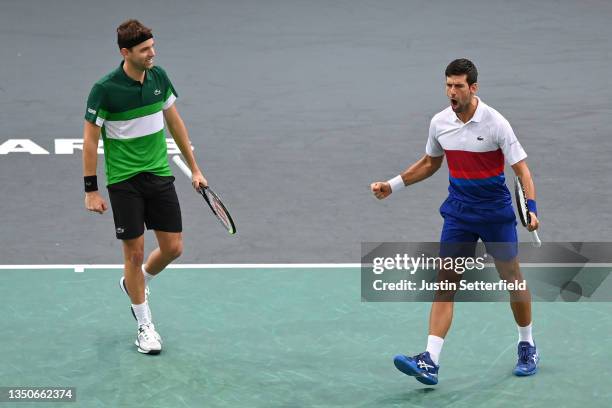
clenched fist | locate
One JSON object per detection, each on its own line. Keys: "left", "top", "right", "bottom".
{"left": 85, "top": 191, "right": 108, "bottom": 214}
{"left": 370, "top": 182, "right": 391, "bottom": 200}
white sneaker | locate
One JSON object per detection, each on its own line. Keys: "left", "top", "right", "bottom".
{"left": 119, "top": 277, "right": 150, "bottom": 320}
{"left": 135, "top": 323, "right": 162, "bottom": 354}
{"left": 149, "top": 323, "right": 163, "bottom": 344}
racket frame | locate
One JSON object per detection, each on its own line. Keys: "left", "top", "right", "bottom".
{"left": 514, "top": 176, "right": 541, "bottom": 247}
{"left": 197, "top": 185, "right": 236, "bottom": 234}
{"left": 172, "top": 155, "right": 236, "bottom": 234}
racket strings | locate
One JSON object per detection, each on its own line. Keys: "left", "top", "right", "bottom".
{"left": 203, "top": 189, "right": 235, "bottom": 233}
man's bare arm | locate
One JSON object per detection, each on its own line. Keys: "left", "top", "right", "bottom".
{"left": 511, "top": 159, "right": 535, "bottom": 200}
{"left": 371, "top": 154, "right": 444, "bottom": 200}
{"left": 163, "top": 105, "right": 207, "bottom": 189}
{"left": 400, "top": 154, "right": 444, "bottom": 186}
{"left": 82, "top": 120, "right": 108, "bottom": 214}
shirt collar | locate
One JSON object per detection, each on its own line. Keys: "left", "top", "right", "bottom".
{"left": 116, "top": 61, "right": 151, "bottom": 84}
{"left": 471, "top": 96, "right": 484, "bottom": 122}
{"left": 453, "top": 96, "right": 484, "bottom": 124}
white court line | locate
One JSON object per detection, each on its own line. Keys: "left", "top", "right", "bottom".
{"left": 0, "top": 263, "right": 610, "bottom": 273}
{"left": 0, "top": 263, "right": 362, "bottom": 272}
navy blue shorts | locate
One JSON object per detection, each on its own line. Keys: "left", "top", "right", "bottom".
{"left": 439, "top": 215, "right": 518, "bottom": 261}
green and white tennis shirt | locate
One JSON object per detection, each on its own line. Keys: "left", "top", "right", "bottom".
{"left": 84, "top": 62, "right": 177, "bottom": 185}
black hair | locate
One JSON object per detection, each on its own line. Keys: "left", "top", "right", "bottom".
{"left": 445, "top": 59, "right": 478, "bottom": 85}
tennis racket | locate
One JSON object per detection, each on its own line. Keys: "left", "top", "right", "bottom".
{"left": 514, "top": 175, "right": 541, "bottom": 247}
{"left": 172, "top": 155, "right": 236, "bottom": 235}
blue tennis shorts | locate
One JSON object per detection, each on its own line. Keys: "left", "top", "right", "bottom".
{"left": 439, "top": 215, "right": 518, "bottom": 261}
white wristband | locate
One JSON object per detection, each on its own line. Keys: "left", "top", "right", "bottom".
{"left": 387, "top": 175, "right": 405, "bottom": 193}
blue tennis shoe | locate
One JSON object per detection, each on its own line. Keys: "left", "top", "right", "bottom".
{"left": 513, "top": 341, "right": 539, "bottom": 376}
{"left": 393, "top": 351, "right": 439, "bottom": 385}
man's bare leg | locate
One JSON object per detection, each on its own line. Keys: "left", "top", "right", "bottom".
{"left": 495, "top": 256, "right": 538, "bottom": 375}
{"left": 495, "top": 257, "right": 531, "bottom": 327}
{"left": 122, "top": 234, "right": 163, "bottom": 354}
{"left": 143, "top": 231, "right": 183, "bottom": 276}
{"left": 122, "top": 235, "right": 146, "bottom": 305}
{"left": 425, "top": 266, "right": 462, "bottom": 365}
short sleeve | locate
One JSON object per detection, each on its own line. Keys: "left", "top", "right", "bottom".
{"left": 497, "top": 119, "right": 527, "bottom": 165}
{"left": 425, "top": 119, "right": 444, "bottom": 157}
{"left": 84, "top": 84, "right": 108, "bottom": 127}
{"left": 157, "top": 67, "right": 178, "bottom": 110}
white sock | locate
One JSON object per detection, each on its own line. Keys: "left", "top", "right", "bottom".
{"left": 132, "top": 302, "right": 152, "bottom": 327}
{"left": 142, "top": 264, "right": 155, "bottom": 286}
{"left": 517, "top": 323, "right": 534, "bottom": 346}
{"left": 426, "top": 335, "right": 444, "bottom": 365}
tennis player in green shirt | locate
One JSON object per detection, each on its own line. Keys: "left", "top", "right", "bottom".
{"left": 82, "top": 19, "right": 206, "bottom": 354}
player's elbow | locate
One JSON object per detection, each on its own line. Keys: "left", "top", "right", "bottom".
{"left": 164, "top": 111, "right": 184, "bottom": 132}
{"left": 82, "top": 138, "right": 98, "bottom": 154}
{"left": 425, "top": 156, "right": 443, "bottom": 174}
{"left": 511, "top": 159, "right": 530, "bottom": 178}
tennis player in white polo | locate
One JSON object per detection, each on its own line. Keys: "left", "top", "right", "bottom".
{"left": 371, "top": 59, "right": 540, "bottom": 385}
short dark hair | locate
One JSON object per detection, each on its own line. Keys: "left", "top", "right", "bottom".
{"left": 117, "top": 19, "right": 153, "bottom": 49}
{"left": 445, "top": 59, "right": 478, "bottom": 85}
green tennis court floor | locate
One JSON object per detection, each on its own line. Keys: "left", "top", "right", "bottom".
{"left": 1, "top": 267, "right": 610, "bottom": 408}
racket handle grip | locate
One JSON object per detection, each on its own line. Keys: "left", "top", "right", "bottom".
{"left": 172, "top": 155, "right": 193, "bottom": 178}
{"left": 531, "top": 230, "right": 542, "bottom": 248}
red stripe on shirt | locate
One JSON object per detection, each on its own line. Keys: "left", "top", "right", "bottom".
{"left": 445, "top": 149, "right": 504, "bottom": 179}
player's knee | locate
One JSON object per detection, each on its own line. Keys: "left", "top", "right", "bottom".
{"left": 171, "top": 243, "right": 183, "bottom": 259}
{"left": 496, "top": 262, "right": 521, "bottom": 281}
{"left": 126, "top": 250, "right": 144, "bottom": 266}
{"left": 163, "top": 241, "right": 183, "bottom": 260}
{"left": 499, "top": 270, "right": 519, "bottom": 282}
